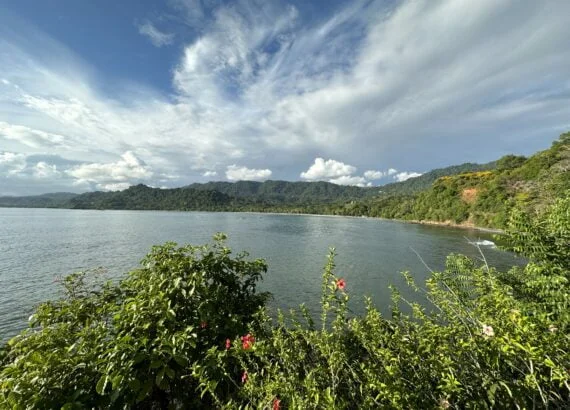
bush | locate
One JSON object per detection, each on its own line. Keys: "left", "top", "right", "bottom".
{"left": 0, "top": 234, "right": 268, "bottom": 408}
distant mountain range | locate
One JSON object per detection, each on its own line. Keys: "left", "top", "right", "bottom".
{"left": 1, "top": 132, "right": 567, "bottom": 229}
{"left": 0, "top": 162, "right": 496, "bottom": 209}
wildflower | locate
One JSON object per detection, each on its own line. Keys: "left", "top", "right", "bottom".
{"left": 225, "top": 338, "right": 231, "bottom": 349}
{"left": 336, "top": 278, "right": 346, "bottom": 291}
{"left": 200, "top": 321, "right": 207, "bottom": 329}
{"left": 439, "top": 397, "right": 451, "bottom": 409}
{"left": 548, "top": 324, "right": 558, "bottom": 333}
{"left": 482, "top": 324, "right": 495, "bottom": 338}
{"left": 241, "top": 333, "right": 255, "bottom": 350}
{"left": 273, "top": 398, "right": 281, "bottom": 410}
{"left": 241, "top": 370, "right": 248, "bottom": 383}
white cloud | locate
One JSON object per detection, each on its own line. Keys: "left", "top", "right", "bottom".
{"left": 394, "top": 171, "right": 423, "bottom": 182}
{"left": 300, "top": 158, "right": 357, "bottom": 181}
{"left": 0, "top": 121, "right": 67, "bottom": 149}
{"left": 363, "top": 170, "right": 384, "bottom": 180}
{"left": 99, "top": 183, "right": 131, "bottom": 191}
{"left": 0, "top": 152, "right": 27, "bottom": 175}
{"left": 66, "top": 151, "right": 153, "bottom": 190}
{"left": 387, "top": 168, "right": 397, "bottom": 176}
{"left": 225, "top": 165, "right": 272, "bottom": 181}
{"left": 33, "top": 161, "right": 59, "bottom": 179}
{"left": 329, "top": 175, "right": 369, "bottom": 187}
{"left": 202, "top": 170, "right": 217, "bottom": 177}
{"left": 137, "top": 21, "right": 174, "bottom": 47}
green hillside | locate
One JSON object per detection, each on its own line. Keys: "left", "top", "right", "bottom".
{"left": 331, "top": 133, "right": 569, "bottom": 228}
{"left": 185, "top": 180, "right": 373, "bottom": 204}
{"left": 67, "top": 185, "right": 234, "bottom": 211}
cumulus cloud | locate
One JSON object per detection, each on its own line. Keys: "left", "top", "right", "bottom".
{"left": 363, "top": 170, "right": 384, "bottom": 180}
{"left": 66, "top": 151, "right": 154, "bottom": 190}
{"left": 300, "top": 158, "right": 357, "bottom": 181}
{"left": 225, "top": 165, "right": 272, "bottom": 181}
{"left": 202, "top": 170, "right": 217, "bottom": 177}
{"left": 394, "top": 171, "right": 423, "bottom": 182}
{"left": 329, "top": 175, "right": 371, "bottom": 187}
{"left": 137, "top": 21, "right": 174, "bottom": 47}
{"left": 300, "top": 158, "right": 423, "bottom": 187}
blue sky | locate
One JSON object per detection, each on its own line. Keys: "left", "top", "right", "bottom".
{"left": 0, "top": 0, "right": 569, "bottom": 195}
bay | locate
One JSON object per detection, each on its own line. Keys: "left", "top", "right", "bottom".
{"left": 0, "top": 208, "right": 524, "bottom": 341}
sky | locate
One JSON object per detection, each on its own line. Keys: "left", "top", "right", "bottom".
{"left": 0, "top": 0, "right": 569, "bottom": 196}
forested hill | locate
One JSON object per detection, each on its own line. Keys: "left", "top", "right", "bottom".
{"left": 184, "top": 180, "right": 374, "bottom": 203}
{"left": 331, "top": 133, "right": 570, "bottom": 228}
{"left": 66, "top": 185, "right": 234, "bottom": 211}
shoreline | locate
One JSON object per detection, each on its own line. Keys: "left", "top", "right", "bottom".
{"left": 240, "top": 211, "right": 504, "bottom": 233}
{"left": 397, "top": 218, "right": 504, "bottom": 233}
{"left": 0, "top": 206, "right": 504, "bottom": 233}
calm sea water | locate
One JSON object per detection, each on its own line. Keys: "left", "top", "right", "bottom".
{"left": 0, "top": 208, "right": 524, "bottom": 341}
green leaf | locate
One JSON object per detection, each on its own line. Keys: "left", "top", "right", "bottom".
{"left": 156, "top": 368, "right": 166, "bottom": 387}
{"left": 96, "top": 375, "right": 108, "bottom": 395}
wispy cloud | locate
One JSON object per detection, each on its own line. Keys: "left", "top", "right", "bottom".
{"left": 1, "top": 0, "right": 570, "bottom": 195}
{"left": 137, "top": 21, "right": 175, "bottom": 47}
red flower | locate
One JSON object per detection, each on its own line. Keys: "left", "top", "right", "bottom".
{"left": 200, "top": 321, "right": 207, "bottom": 329}
{"left": 241, "top": 333, "right": 255, "bottom": 350}
{"left": 336, "top": 278, "right": 346, "bottom": 290}
{"left": 225, "top": 338, "right": 231, "bottom": 350}
{"left": 241, "top": 370, "right": 248, "bottom": 383}
{"left": 273, "top": 398, "right": 281, "bottom": 410}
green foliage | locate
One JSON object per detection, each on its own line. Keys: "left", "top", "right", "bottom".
{"left": 497, "top": 194, "right": 570, "bottom": 323}
{"left": 495, "top": 155, "right": 527, "bottom": 171}
{"left": 0, "top": 234, "right": 268, "bottom": 408}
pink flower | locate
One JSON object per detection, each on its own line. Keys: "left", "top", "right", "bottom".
{"left": 200, "top": 321, "right": 207, "bottom": 329}
{"left": 482, "top": 324, "right": 495, "bottom": 338}
{"left": 273, "top": 398, "right": 281, "bottom": 410}
{"left": 225, "top": 338, "right": 231, "bottom": 349}
{"left": 336, "top": 278, "right": 346, "bottom": 291}
{"left": 241, "top": 370, "right": 248, "bottom": 383}
{"left": 241, "top": 333, "right": 255, "bottom": 350}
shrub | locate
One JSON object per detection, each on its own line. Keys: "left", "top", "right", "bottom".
{"left": 0, "top": 234, "right": 268, "bottom": 408}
